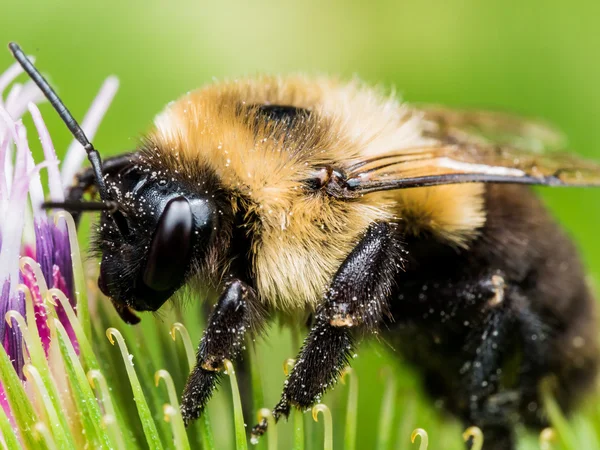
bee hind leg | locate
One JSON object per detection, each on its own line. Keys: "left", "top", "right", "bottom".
{"left": 462, "top": 290, "right": 549, "bottom": 450}
{"left": 458, "top": 301, "right": 519, "bottom": 449}
{"left": 252, "top": 222, "right": 405, "bottom": 437}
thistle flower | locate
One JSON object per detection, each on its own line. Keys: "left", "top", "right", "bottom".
{"left": 0, "top": 58, "right": 118, "bottom": 377}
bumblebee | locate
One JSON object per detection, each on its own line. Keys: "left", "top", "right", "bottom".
{"left": 11, "top": 42, "right": 600, "bottom": 449}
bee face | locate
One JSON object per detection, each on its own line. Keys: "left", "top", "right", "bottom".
{"left": 95, "top": 161, "right": 221, "bottom": 317}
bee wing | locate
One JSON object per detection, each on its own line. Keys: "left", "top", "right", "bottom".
{"left": 419, "top": 105, "right": 568, "bottom": 153}
{"left": 342, "top": 108, "right": 600, "bottom": 195}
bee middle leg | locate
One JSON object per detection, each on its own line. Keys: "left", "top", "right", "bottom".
{"left": 251, "top": 222, "right": 404, "bottom": 436}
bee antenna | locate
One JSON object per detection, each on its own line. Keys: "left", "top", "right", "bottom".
{"left": 42, "top": 200, "right": 119, "bottom": 213}
{"left": 8, "top": 42, "right": 110, "bottom": 202}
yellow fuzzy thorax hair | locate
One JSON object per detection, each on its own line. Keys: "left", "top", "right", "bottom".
{"left": 146, "top": 76, "right": 485, "bottom": 311}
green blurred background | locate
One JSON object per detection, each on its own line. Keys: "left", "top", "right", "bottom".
{"left": 3, "top": 1, "right": 600, "bottom": 448}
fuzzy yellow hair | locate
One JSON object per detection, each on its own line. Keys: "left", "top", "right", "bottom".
{"left": 147, "top": 76, "right": 485, "bottom": 310}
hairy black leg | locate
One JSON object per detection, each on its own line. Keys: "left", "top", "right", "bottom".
{"left": 453, "top": 271, "right": 522, "bottom": 449}
{"left": 461, "top": 300, "right": 518, "bottom": 449}
{"left": 463, "top": 305, "right": 515, "bottom": 421}
{"left": 66, "top": 152, "right": 136, "bottom": 202}
{"left": 461, "top": 279, "right": 550, "bottom": 450}
{"left": 251, "top": 222, "right": 404, "bottom": 437}
{"left": 511, "top": 291, "right": 551, "bottom": 428}
{"left": 181, "top": 279, "right": 262, "bottom": 425}
{"left": 66, "top": 152, "right": 136, "bottom": 223}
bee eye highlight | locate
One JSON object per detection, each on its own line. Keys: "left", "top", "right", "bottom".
{"left": 142, "top": 197, "right": 193, "bottom": 293}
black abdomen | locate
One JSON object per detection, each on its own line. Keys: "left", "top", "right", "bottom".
{"left": 385, "top": 184, "right": 598, "bottom": 435}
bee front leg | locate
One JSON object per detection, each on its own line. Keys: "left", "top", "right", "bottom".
{"left": 252, "top": 222, "right": 404, "bottom": 437}
{"left": 181, "top": 279, "right": 262, "bottom": 425}
{"left": 67, "top": 152, "right": 137, "bottom": 201}
{"left": 66, "top": 152, "right": 137, "bottom": 224}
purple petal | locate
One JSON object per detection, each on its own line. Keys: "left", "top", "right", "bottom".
{"left": 21, "top": 263, "right": 51, "bottom": 354}
{"left": 51, "top": 225, "right": 73, "bottom": 300}
{"left": 0, "top": 279, "right": 25, "bottom": 375}
{"left": 33, "top": 220, "right": 54, "bottom": 291}
{"left": 31, "top": 219, "right": 76, "bottom": 353}
{"left": 33, "top": 219, "right": 73, "bottom": 300}
{"left": 53, "top": 265, "right": 78, "bottom": 354}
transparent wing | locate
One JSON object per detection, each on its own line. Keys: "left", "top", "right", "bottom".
{"left": 342, "top": 108, "right": 600, "bottom": 195}
{"left": 419, "top": 105, "right": 568, "bottom": 153}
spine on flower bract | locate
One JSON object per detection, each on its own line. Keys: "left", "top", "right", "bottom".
{"left": 106, "top": 328, "right": 164, "bottom": 450}
{"left": 541, "top": 379, "right": 579, "bottom": 450}
{"left": 155, "top": 368, "right": 191, "bottom": 450}
{"left": 282, "top": 358, "right": 305, "bottom": 450}
{"left": 155, "top": 369, "right": 191, "bottom": 450}
{"left": 170, "top": 322, "right": 196, "bottom": 369}
{"left": 48, "top": 287, "right": 97, "bottom": 371}
{"left": 0, "top": 398, "right": 20, "bottom": 450}
{"left": 540, "top": 427, "right": 557, "bottom": 450}
{"left": 247, "top": 340, "right": 265, "bottom": 431}
{"left": 376, "top": 367, "right": 397, "bottom": 450}
{"left": 224, "top": 359, "right": 249, "bottom": 450}
{"left": 87, "top": 370, "right": 128, "bottom": 450}
{"left": 0, "top": 341, "right": 37, "bottom": 449}
{"left": 23, "top": 364, "right": 77, "bottom": 450}
{"left": 162, "top": 404, "right": 191, "bottom": 450}
{"left": 398, "top": 392, "right": 417, "bottom": 448}
{"left": 312, "top": 404, "right": 333, "bottom": 450}
{"left": 54, "top": 318, "right": 112, "bottom": 448}
{"left": 411, "top": 428, "right": 429, "bottom": 450}
{"left": 256, "top": 408, "right": 277, "bottom": 450}
{"left": 341, "top": 367, "right": 358, "bottom": 450}
{"left": 462, "top": 427, "right": 483, "bottom": 450}
{"left": 292, "top": 407, "right": 304, "bottom": 450}
{"left": 171, "top": 321, "right": 215, "bottom": 450}
{"left": 34, "top": 421, "right": 58, "bottom": 450}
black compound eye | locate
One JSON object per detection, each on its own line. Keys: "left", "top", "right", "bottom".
{"left": 142, "top": 197, "right": 193, "bottom": 293}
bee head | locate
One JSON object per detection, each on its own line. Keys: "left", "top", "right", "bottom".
{"left": 7, "top": 43, "right": 231, "bottom": 324}
{"left": 94, "top": 161, "right": 223, "bottom": 321}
